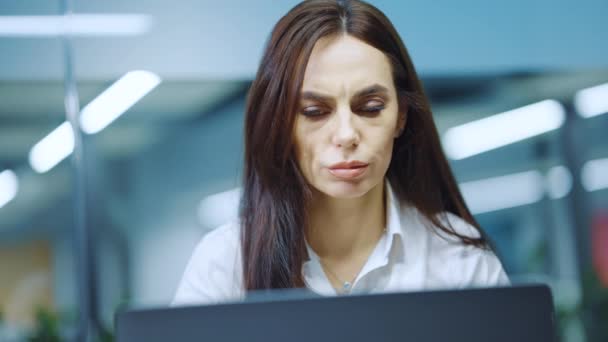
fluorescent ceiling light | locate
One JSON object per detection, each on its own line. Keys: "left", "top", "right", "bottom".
{"left": 197, "top": 188, "right": 241, "bottom": 229}
{"left": 28, "top": 70, "right": 159, "bottom": 173}
{"left": 0, "top": 14, "right": 152, "bottom": 37}
{"left": 80, "top": 70, "right": 161, "bottom": 134}
{"left": 460, "top": 171, "right": 545, "bottom": 214}
{"left": 0, "top": 169, "right": 19, "bottom": 209}
{"left": 575, "top": 82, "right": 608, "bottom": 118}
{"left": 29, "top": 121, "right": 75, "bottom": 173}
{"left": 443, "top": 100, "right": 566, "bottom": 160}
{"left": 545, "top": 165, "right": 572, "bottom": 199}
{"left": 581, "top": 158, "right": 608, "bottom": 192}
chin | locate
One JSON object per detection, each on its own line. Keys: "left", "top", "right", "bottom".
{"left": 317, "top": 179, "right": 376, "bottom": 199}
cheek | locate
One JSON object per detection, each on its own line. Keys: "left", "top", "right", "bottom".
{"left": 293, "top": 123, "right": 318, "bottom": 173}
{"left": 375, "top": 133, "right": 396, "bottom": 165}
{"left": 366, "top": 116, "right": 398, "bottom": 166}
{"left": 381, "top": 138, "right": 396, "bottom": 163}
{"left": 368, "top": 115, "right": 398, "bottom": 147}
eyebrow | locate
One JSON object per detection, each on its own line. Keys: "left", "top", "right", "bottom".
{"left": 300, "top": 83, "right": 389, "bottom": 103}
{"left": 353, "top": 84, "right": 389, "bottom": 98}
{"left": 300, "top": 91, "right": 334, "bottom": 103}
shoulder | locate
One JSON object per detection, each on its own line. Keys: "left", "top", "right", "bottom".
{"left": 186, "top": 220, "right": 241, "bottom": 269}
{"left": 433, "top": 211, "right": 482, "bottom": 242}
{"left": 200, "top": 220, "right": 241, "bottom": 249}
{"left": 190, "top": 221, "right": 241, "bottom": 269}
{"left": 172, "top": 221, "right": 243, "bottom": 306}
{"left": 412, "top": 210, "right": 510, "bottom": 288}
{"left": 398, "top": 205, "right": 480, "bottom": 245}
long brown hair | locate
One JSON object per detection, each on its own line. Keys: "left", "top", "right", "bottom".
{"left": 241, "top": 0, "right": 489, "bottom": 291}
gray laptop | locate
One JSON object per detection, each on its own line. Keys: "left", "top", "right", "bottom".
{"left": 116, "top": 285, "right": 556, "bottom": 342}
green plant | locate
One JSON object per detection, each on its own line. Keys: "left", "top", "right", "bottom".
{"left": 582, "top": 269, "right": 608, "bottom": 341}
{"left": 28, "top": 307, "right": 61, "bottom": 342}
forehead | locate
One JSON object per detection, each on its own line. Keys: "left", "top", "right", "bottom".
{"left": 302, "top": 34, "right": 393, "bottom": 95}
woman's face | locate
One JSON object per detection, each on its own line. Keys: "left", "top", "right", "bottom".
{"left": 294, "top": 34, "right": 405, "bottom": 199}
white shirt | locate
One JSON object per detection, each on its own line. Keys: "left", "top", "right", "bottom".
{"left": 172, "top": 182, "right": 509, "bottom": 306}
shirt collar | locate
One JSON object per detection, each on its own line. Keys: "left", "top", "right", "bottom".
{"left": 383, "top": 180, "right": 406, "bottom": 263}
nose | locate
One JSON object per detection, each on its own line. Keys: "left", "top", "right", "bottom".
{"left": 331, "top": 107, "right": 360, "bottom": 148}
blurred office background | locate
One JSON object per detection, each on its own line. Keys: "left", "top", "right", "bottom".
{"left": 0, "top": 0, "right": 607, "bottom": 341}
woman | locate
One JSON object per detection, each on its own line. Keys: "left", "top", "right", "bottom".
{"left": 173, "top": 0, "right": 509, "bottom": 305}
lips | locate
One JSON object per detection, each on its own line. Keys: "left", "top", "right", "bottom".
{"left": 328, "top": 161, "right": 369, "bottom": 180}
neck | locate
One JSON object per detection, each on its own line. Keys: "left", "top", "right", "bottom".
{"left": 306, "top": 181, "right": 386, "bottom": 262}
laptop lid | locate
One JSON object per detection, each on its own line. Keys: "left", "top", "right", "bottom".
{"left": 116, "top": 285, "right": 556, "bottom": 342}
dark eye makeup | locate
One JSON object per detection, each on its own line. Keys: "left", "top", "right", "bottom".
{"left": 301, "top": 100, "right": 385, "bottom": 118}
{"left": 301, "top": 106, "right": 330, "bottom": 117}
{"left": 299, "top": 84, "right": 390, "bottom": 119}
